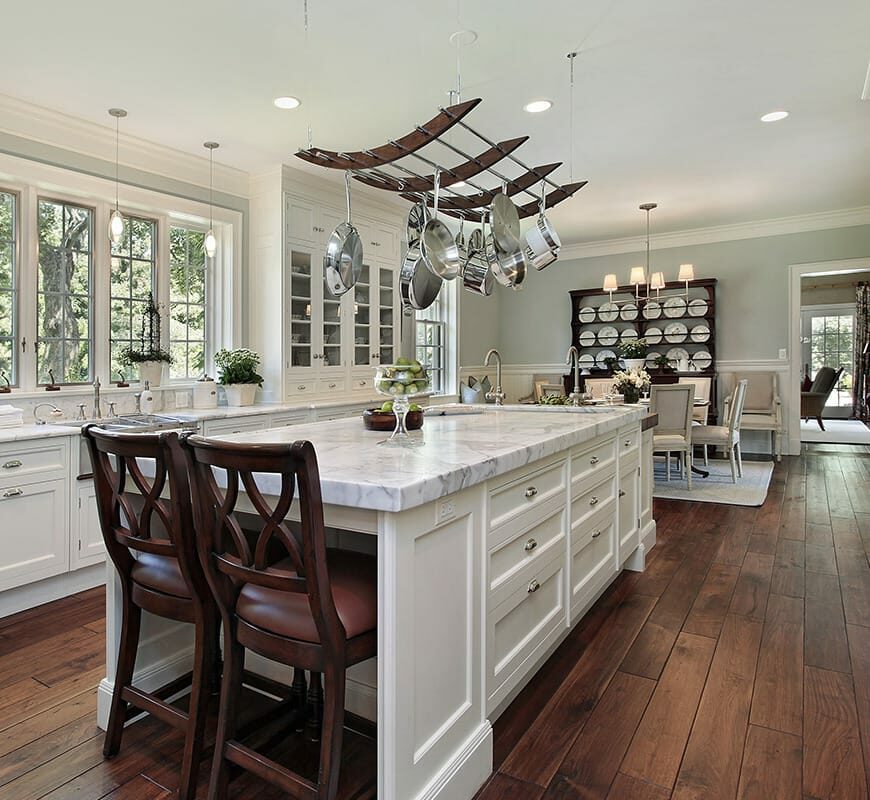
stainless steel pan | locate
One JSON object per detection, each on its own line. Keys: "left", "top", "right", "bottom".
{"left": 462, "top": 227, "right": 494, "bottom": 296}
{"left": 421, "top": 170, "right": 461, "bottom": 280}
{"left": 406, "top": 201, "right": 430, "bottom": 245}
{"left": 323, "top": 173, "right": 363, "bottom": 296}
{"left": 491, "top": 187, "right": 521, "bottom": 253}
{"left": 400, "top": 242, "right": 443, "bottom": 311}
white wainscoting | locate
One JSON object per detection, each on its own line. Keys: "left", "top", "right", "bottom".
{"left": 460, "top": 360, "right": 794, "bottom": 456}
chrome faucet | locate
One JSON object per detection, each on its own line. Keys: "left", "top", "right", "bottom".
{"left": 92, "top": 376, "right": 102, "bottom": 420}
{"left": 483, "top": 348, "right": 506, "bottom": 406}
{"left": 33, "top": 403, "right": 62, "bottom": 425}
{"left": 566, "top": 346, "right": 582, "bottom": 406}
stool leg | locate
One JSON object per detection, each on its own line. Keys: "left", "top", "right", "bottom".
{"left": 208, "top": 624, "right": 244, "bottom": 800}
{"left": 292, "top": 668, "right": 308, "bottom": 732}
{"left": 104, "top": 596, "right": 141, "bottom": 757}
{"left": 307, "top": 672, "right": 324, "bottom": 743}
{"left": 318, "top": 664, "right": 347, "bottom": 800}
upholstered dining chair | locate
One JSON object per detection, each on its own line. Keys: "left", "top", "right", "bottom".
{"left": 182, "top": 435, "right": 377, "bottom": 800}
{"left": 801, "top": 366, "right": 844, "bottom": 431}
{"left": 82, "top": 426, "right": 218, "bottom": 800}
{"left": 694, "top": 379, "right": 748, "bottom": 483}
{"left": 651, "top": 383, "right": 695, "bottom": 488}
{"left": 721, "top": 371, "right": 783, "bottom": 460}
{"left": 583, "top": 377, "right": 614, "bottom": 399}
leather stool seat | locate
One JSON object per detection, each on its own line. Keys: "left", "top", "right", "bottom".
{"left": 237, "top": 550, "right": 376, "bottom": 643}
{"left": 131, "top": 552, "right": 192, "bottom": 599}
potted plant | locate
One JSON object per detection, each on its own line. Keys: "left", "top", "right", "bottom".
{"left": 612, "top": 367, "right": 650, "bottom": 405}
{"left": 215, "top": 348, "right": 263, "bottom": 406}
{"left": 653, "top": 353, "right": 673, "bottom": 374}
{"left": 120, "top": 295, "right": 171, "bottom": 387}
{"left": 619, "top": 337, "right": 648, "bottom": 372}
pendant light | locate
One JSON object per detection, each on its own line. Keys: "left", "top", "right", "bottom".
{"left": 203, "top": 141, "right": 219, "bottom": 258}
{"left": 107, "top": 108, "right": 127, "bottom": 244}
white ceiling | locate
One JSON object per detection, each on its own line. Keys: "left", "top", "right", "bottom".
{"left": 2, "top": 0, "right": 869, "bottom": 244}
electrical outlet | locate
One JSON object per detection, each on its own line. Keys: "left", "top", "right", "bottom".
{"left": 174, "top": 391, "right": 190, "bottom": 408}
{"left": 437, "top": 498, "right": 456, "bottom": 524}
{"left": 778, "top": 348, "right": 787, "bottom": 360}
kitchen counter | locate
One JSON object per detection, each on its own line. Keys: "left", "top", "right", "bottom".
{"left": 98, "top": 404, "right": 655, "bottom": 800}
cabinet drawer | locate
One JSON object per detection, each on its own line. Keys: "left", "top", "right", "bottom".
{"left": 0, "top": 441, "right": 68, "bottom": 486}
{"left": 489, "top": 458, "right": 567, "bottom": 532}
{"left": 488, "top": 550, "right": 567, "bottom": 712}
{"left": 316, "top": 377, "right": 347, "bottom": 395}
{"left": 489, "top": 505, "right": 567, "bottom": 596}
{"left": 270, "top": 411, "right": 309, "bottom": 428}
{"left": 287, "top": 380, "right": 315, "bottom": 398}
{"left": 351, "top": 376, "right": 374, "bottom": 393}
{"left": 570, "top": 471, "right": 616, "bottom": 533}
{"left": 203, "top": 416, "right": 269, "bottom": 437}
{"left": 571, "top": 506, "right": 616, "bottom": 614}
{"left": 0, "top": 478, "right": 68, "bottom": 591}
{"left": 617, "top": 425, "right": 640, "bottom": 457}
{"left": 570, "top": 436, "right": 616, "bottom": 494}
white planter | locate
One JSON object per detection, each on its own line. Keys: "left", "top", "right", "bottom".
{"left": 223, "top": 383, "right": 258, "bottom": 407}
{"left": 623, "top": 359, "right": 646, "bottom": 372}
{"left": 138, "top": 360, "right": 164, "bottom": 387}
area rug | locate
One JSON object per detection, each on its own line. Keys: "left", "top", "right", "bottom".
{"left": 800, "top": 418, "right": 870, "bottom": 445}
{"left": 652, "top": 458, "right": 774, "bottom": 506}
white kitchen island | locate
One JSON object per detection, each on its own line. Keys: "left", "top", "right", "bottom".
{"left": 98, "top": 404, "right": 656, "bottom": 800}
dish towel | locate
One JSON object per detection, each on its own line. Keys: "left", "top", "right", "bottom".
{"left": 0, "top": 404, "right": 24, "bottom": 428}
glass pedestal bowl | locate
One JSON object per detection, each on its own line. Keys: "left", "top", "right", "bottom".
{"left": 374, "top": 363, "right": 431, "bottom": 446}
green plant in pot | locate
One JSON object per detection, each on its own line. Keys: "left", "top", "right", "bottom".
{"left": 618, "top": 337, "right": 647, "bottom": 372}
{"left": 653, "top": 353, "right": 673, "bottom": 373}
{"left": 120, "top": 295, "right": 171, "bottom": 387}
{"left": 215, "top": 348, "right": 264, "bottom": 407}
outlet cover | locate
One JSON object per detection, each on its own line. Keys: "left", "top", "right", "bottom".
{"left": 778, "top": 348, "right": 787, "bottom": 360}
{"left": 174, "top": 391, "right": 190, "bottom": 408}
{"left": 437, "top": 498, "right": 456, "bottom": 525}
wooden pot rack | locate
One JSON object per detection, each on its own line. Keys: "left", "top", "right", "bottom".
{"left": 295, "top": 98, "right": 587, "bottom": 222}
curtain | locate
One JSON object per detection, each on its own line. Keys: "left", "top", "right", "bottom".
{"left": 854, "top": 282, "right": 869, "bottom": 421}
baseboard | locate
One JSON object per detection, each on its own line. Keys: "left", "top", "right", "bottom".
{"left": 414, "top": 722, "right": 492, "bottom": 800}
{"left": 0, "top": 564, "right": 106, "bottom": 619}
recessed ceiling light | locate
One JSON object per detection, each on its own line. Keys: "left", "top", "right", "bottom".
{"left": 760, "top": 110, "right": 788, "bottom": 122}
{"left": 274, "top": 96, "right": 301, "bottom": 110}
{"left": 524, "top": 99, "right": 553, "bottom": 114}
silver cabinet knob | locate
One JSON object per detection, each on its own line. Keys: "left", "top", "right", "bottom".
{"left": 527, "top": 579, "right": 540, "bottom": 593}
{"left": 524, "top": 486, "right": 538, "bottom": 499}
{"left": 619, "top": 489, "right": 626, "bottom": 498}
{"left": 592, "top": 530, "right": 602, "bottom": 539}
{"left": 329, "top": 383, "right": 337, "bottom": 389}
{"left": 624, "top": 439, "right": 632, "bottom": 446}
{"left": 590, "top": 456, "right": 599, "bottom": 465}
{"left": 589, "top": 496, "right": 599, "bottom": 506}
{"left": 297, "top": 385, "right": 307, "bottom": 391}
{"left": 524, "top": 538, "right": 538, "bottom": 552}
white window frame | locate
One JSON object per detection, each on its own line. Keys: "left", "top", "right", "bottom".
{"left": 0, "top": 186, "right": 19, "bottom": 387}
{"left": 167, "top": 223, "right": 210, "bottom": 381}
{"left": 800, "top": 302, "right": 856, "bottom": 411}
{"left": 414, "top": 279, "right": 458, "bottom": 396}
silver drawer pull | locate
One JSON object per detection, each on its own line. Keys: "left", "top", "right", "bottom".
{"left": 589, "top": 456, "right": 599, "bottom": 465}
{"left": 2, "top": 460, "right": 23, "bottom": 469}
{"left": 619, "top": 489, "right": 626, "bottom": 498}
{"left": 592, "top": 529, "right": 602, "bottom": 539}
{"left": 359, "top": 380, "right": 366, "bottom": 386}
{"left": 524, "top": 486, "right": 538, "bottom": 499}
{"left": 524, "top": 538, "right": 538, "bottom": 552}
{"left": 527, "top": 579, "right": 540, "bottom": 593}
{"left": 329, "top": 383, "right": 337, "bottom": 389}
{"left": 297, "top": 385, "right": 307, "bottom": 390}
{"left": 589, "top": 496, "right": 599, "bottom": 506}
{"left": 624, "top": 439, "right": 632, "bottom": 446}
{"left": 3, "top": 488, "right": 23, "bottom": 498}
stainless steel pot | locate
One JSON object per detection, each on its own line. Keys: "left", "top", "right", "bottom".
{"left": 462, "top": 228, "right": 494, "bottom": 296}
{"left": 400, "top": 242, "right": 443, "bottom": 311}
{"left": 455, "top": 217, "right": 468, "bottom": 272}
{"left": 484, "top": 214, "right": 526, "bottom": 289}
{"left": 524, "top": 184, "right": 561, "bottom": 270}
{"left": 323, "top": 173, "right": 363, "bottom": 296}
{"left": 421, "top": 170, "right": 461, "bottom": 280}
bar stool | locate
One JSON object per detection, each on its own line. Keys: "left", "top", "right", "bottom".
{"left": 180, "top": 435, "right": 377, "bottom": 800}
{"left": 83, "top": 426, "right": 219, "bottom": 800}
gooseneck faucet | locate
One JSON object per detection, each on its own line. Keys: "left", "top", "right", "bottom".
{"left": 92, "top": 376, "right": 102, "bottom": 420}
{"left": 483, "top": 348, "right": 506, "bottom": 406}
{"left": 566, "top": 346, "right": 582, "bottom": 406}
{"left": 33, "top": 403, "right": 62, "bottom": 425}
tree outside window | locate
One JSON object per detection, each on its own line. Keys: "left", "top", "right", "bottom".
{"left": 169, "top": 226, "right": 207, "bottom": 379}
{"left": 809, "top": 313, "right": 854, "bottom": 407}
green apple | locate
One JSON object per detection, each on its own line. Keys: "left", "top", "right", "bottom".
{"left": 396, "top": 356, "right": 411, "bottom": 366}
{"left": 380, "top": 401, "right": 394, "bottom": 413}
{"left": 409, "top": 403, "right": 422, "bottom": 412}
{"left": 410, "top": 360, "right": 422, "bottom": 374}
{"left": 405, "top": 382, "right": 418, "bottom": 394}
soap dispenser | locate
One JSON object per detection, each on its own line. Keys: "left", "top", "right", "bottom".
{"left": 140, "top": 381, "right": 155, "bottom": 414}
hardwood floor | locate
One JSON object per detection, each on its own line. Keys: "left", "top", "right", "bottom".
{"left": 1, "top": 443, "right": 868, "bottom": 798}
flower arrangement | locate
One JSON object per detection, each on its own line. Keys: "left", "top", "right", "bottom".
{"left": 618, "top": 337, "right": 648, "bottom": 359}
{"left": 214, "top": 348, "right": 264, "bottom": 386}
{"left": 611, "top": 367, "right": 651, "bottom": 404}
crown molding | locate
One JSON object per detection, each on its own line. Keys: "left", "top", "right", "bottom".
{"left": 558, "top": 206, "right": 870, "bottom": 260}
{"left": 0, "top": 92, "right": 249, "bottom": 197}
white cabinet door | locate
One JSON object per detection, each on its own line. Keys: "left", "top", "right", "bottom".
{"left": 285, "top": 245, "right": 317, "bottom": 374}
{"left": 618, "top": 457, "right": 641, "bottom": 564}
{"left": 285, "top": 195, "right": 319, "bottom": 245}
{"left": 71, "top": 481, "right": 105, "bottom": 570}
{"left": 374, "top": 263, "right": 399, "bottom": 366}
{"left": 0, "top": 479, "right": 68, "bottom": 591}
{"left": 640, "top": 429, "right": 653, "bottom": 531}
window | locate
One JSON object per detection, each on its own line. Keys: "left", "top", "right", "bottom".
{"left": 416, "top": 291, "right": 448, "bottom": 395}
{"left": 37, "top": 199, "right": 93, "bottom": 384}
{"left": 110, "top": 216, "right": 156, "bottom": 381}
{"left": 169, "top": 226, "right": 207, "bottom": 379}
{"left": 0, "top": 190, "right": 16, "bottom": 386}
{"left": 801, "top": 306, "right": 855, "bottom": 408}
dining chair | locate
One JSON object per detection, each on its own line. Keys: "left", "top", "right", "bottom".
{"left": 650, "top": 383, "right": 695, "bottom": 488}
{"left": 82, "top": 426, "right": 218, "bottom": 800}
{"left": 182, "top": 434, "right": 377, "bottom": 800}
{"left": 693, "top": 379, "right": 748, "bottom": 482}
{"left": 721, "top": 371, "right": 783, "bottom": 460}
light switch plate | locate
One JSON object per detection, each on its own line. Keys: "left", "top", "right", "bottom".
{"left": 174, "top": 391, "right": 190, "bottom": 408}
{"left": 778, "top": 348, "right": 787, "bottom": 360}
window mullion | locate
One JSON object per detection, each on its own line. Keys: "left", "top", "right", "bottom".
{"left": 19, "top": 186, "right": 38, "bottom": 391}
{"left": 93, "top": 203, "right": 110, "bottom": 385}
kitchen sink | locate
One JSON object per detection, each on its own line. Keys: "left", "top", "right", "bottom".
{"left": 52, "top": 413, "right": 199, "bottom": 433}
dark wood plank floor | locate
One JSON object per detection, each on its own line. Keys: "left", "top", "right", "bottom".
{"left": 2, "top": 443, "right": 869, "bottom": 798}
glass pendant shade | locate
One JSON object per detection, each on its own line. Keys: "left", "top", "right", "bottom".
{"left": 109, "top": 209, "right": 124, "bottom": 244}
{"left": 678, "top": 263, "right": 695, "bottom": 282}
{"left": 602, "top": 274, "right": 619, "bottom": 292}
{"left": 629, "top": 266, "right": 647, "bottom": 285}
{"left": 204, "top": 228, "right": 217, "bottom": 258}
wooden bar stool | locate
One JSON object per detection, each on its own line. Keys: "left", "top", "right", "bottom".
{"left": 180, "top": 435, "right": 377, "bottom": 800}
{"left": 83, "top": 426, "right": 219, "bottom": 800}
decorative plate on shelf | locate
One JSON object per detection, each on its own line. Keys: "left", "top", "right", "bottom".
{"left": 598, "top": 302, "right": 619, "bottom": 322}
{"left": 578, "top": 353, "right": 595, "bottom": 370}
{"left": 690, "top": 324, "right": 711, "bottom": 342}
{"left": 688, "top": 298, "right": 708, "bottom": 317}
{"left": 598, "top": 326, "right": 619, "bottom": 346}
{"left": 578, "top": 306, "right": 596, "bottom": 324}
{"left": 642, "top": 300, "right": 662, "bottom": 320}
{"left": 692, "top": 349, "right": 713, "bottom": 370}
{"left": 663, "top": 296, "right": 688, "bottom": 318}
{"left": 620, "top": 302, "right": 639, "bottom": 321}
{"left": 666, "top": 347, "right": 689, "bottom": 366}
{"left": 645, "top": 326, "right": 663, "bottom": 345}
{"left": 664, "top": 322, "right": 688, "bottom": 343}
{"left": 645, "top": 351, "right": 661, "bottom": 368}
{"left": 596, "top": 349, "right": 617, "bottom": 368}
{"left": 578, "top": 330, "right": 596, "bottom": 347}
{"left": 621, "top": 328, "right": 639, "bottom": 341}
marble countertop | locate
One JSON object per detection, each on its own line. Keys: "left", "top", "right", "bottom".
{"left": 210, "top": 405, "right": 647, "bottom": 513}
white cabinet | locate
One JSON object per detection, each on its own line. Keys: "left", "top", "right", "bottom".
{"left": 71, "top": 480, "right": 105, "bottom": 570}
{"left": 350, "top": 262, "right": 399, "bottom": 370}
{"left": 202, "top": 415, "right": 270, "bottom": 437}
{"left": 640, "top": 428, "right": 654, "bottom": 533}
{"left": 617, "top": 456, "right": 640, "bottom": 565}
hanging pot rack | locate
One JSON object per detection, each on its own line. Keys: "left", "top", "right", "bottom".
{"left": 295, "top": 97, "right": 587, "bottom": 222}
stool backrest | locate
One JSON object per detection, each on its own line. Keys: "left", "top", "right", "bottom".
{"left": 182, "top": 436, "right": 344, "bottom": 647}
{"left": 83, "top": 426, "right": 202, "bottom": 591}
